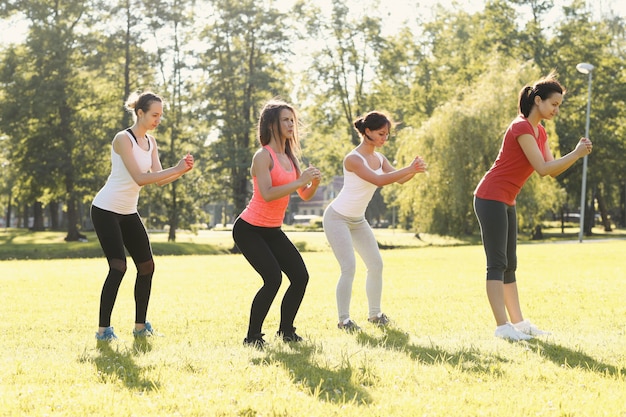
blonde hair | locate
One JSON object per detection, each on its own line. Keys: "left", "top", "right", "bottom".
{"left": 125, "top": 91, "right": 163, "bottom": 120}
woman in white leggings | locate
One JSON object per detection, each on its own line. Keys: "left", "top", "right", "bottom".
{"left": 323, "top": 111, "right": 427, "bottom": 331}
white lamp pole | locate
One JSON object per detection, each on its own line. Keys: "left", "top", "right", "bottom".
{"left": 576, "top": 62, "right": 594, "bottom": 243}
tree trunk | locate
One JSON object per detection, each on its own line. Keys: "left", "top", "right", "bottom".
{"left": 5, "top": 190, "right": 11, "bottom": 228}
{"left": 167, "top": 181, "right": 178, "bottom": 242}
{"left": 583, "top": 187, "right": 595, "bottom": 237}
{"left": 49, "top": 201, "right": 60, "bottom": 230}
{"left": 233, "top": 174, "right": 248, "bottom": 221}
{"left": 122, "top": 0, "right": 132, "bottom": 128}
{"left": 64, "top": 196, "right": 84, "bottom": 241}
{"left": 32, "top": 201, "right": 45, "bottom": 231}
{"left": 21, "top": 203, "right": 28, "bottom": 228}
{"left": 595, "top": 186, "right": 612, "bottom": 232}
{"left": 621, "top": 182, "right": 626, "bottom": 227}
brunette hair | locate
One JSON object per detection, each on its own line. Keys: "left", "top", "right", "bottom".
{"left": 353, "top": 111, "right": 392, "bottom": 136}
{"left": 518, "top": 70, "right": 566, "bottom": 117}
{"left": 257, "top": 99, "right": 301, "bottom": 165}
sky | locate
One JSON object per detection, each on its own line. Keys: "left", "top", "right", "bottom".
{"left": 1, "top": 0, "right": 625, "bottom": 46}
{"left": 275, "top": 0, "right": 626, "bottom": 37}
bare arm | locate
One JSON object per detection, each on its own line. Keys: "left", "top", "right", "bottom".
{"left": 380, "top": 155, "right": 425, "bottom": 184}
{"left": 518, "top": 134, "right": 591, "bottom": 178}
{"left": 252, "top": 149, "right": 319, "bottom": 202}
{"left": 296, "top": 164, "right": 321, "bottom": 201}
{"left": 345, "top": 154, "right": 426, "bottom": 187}
{"left": 114, "top": 133, "right": 193, "bottom": 186}
{"left": 155, "top": 151, "right": 195, "bottom": 186}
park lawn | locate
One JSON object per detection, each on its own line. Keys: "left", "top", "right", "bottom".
{"left": 0, "top": 241, "right": 625, "bottom": 416}
{"left": 0, "top": 227, "right": 470, "bottom": 260}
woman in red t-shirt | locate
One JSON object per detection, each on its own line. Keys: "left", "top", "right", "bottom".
{"left": 473, "top": 71, "right": 593, "bottom": 341}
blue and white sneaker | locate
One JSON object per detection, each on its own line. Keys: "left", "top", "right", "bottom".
{"left": 133, "top": 322, "right": 154, "bottom": 338}
{"left": 95, "top": 326, "right": 118, "bottom": 341}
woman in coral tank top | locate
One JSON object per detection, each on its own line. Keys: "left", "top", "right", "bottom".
{"left": 233, "top": 99, "right": 321, "bottom": 348}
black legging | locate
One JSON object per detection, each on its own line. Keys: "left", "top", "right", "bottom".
{"left": 232, "top": 217, "right": 309, "bottom": 339}
{"left": 473, "top": 197, "right": 517, "bottom": 284}
{"left": 91, "top": 205, "right": 155, "bottom": 328}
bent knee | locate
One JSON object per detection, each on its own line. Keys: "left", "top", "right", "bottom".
{"left": 137, "top": 259, "right": 155, "bottom": 276}
{"left": 340, "top": 265, "right": 356, "bottom": 277}
{"left": 295, "top": 273, "right": 309, "bottom": 289}
{"left": 263, "top": 274, "right": 282, "bottom": 291}
{"left": 108, "top": 258, "right": 127, "bottom": 274}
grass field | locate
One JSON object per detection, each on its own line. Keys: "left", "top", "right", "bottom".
{"left": 1, "top": 236, "right": 626, "bottom": 416}
{"left": 1, "top": 222, "right": 624, "bottom": 260}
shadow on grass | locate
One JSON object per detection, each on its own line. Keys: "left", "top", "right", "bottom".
{"left": 529, "top": 339, "right": 626, "bottom": 377}
{"left": 356, "top": 327, "right": 507, "bottom": 375}
{"left": 78, "top": 339, "right": 160, "bottom": 392}
{"left": 253, "top": 343, "right": 373, "bottom": 405}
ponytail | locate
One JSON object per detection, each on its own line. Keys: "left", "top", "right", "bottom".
{"left": 518, "top": 71, "right": 565, "bottom": 118}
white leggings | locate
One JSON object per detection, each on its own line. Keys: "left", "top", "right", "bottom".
{"left": 323, "top": 206, "right": 383, "bottom": 322}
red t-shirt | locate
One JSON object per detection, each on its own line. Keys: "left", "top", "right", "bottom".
{"left": 474, "top": 115, "right": 548, "bottom": 206}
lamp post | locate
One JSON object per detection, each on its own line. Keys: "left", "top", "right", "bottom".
{"left": 576, "top": 62, "right": 594, "bottom": 243}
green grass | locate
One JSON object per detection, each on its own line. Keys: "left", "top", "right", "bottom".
{"left": 0, "top": 229, "right": 227, "bottom": 260}
{"left": 0, "top": 228, "right": 467, "bottom": 260}
{"left": 3, "top": 223, "right": 622, "bottom": 260}
{"left": 1, "top": 239, "right": 626, "bottom": 416}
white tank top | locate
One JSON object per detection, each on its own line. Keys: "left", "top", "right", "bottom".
{"left": 328, "top": 150, "right": 383, "bottom": 218}
{"left": 92, "top": 130, "right": 153, "bottom": 214}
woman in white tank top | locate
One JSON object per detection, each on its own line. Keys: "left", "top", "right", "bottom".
{"left": 91, "top": 91, "right": 194, "bottom": 342}
{"left": 323, "top": 111, "right": 427, "bottom": 331}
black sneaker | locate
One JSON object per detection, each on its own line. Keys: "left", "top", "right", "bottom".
{"left": 277, "top": 327, "right": 303, "bottom": 342}
{"left": 367, "top": 313, "right": 391, "bottom": 327}
{"left": 243, "top": 333, "right": 266, "bottom": 349}
{"left": 338, "top": 319, "right": 361, "bottom": 332}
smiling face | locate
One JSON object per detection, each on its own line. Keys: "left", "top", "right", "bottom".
{"left": 534, "top": 92, "right": 563, "bottom": 121}
{"left": 137, "top": 100, "right": 163, "bottom": 131}
{"left": 364, "top": 125, "right": 390, "bottom": 147}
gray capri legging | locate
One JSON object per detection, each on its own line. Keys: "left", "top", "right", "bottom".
{"left": 473, "top": 196, "right": 517, "bottom": 284}
{"left": 323, "top": 205, "right": 383, "bottom": 322}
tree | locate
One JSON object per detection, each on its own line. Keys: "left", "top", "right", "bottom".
{"left": 0, "top": 1, "right": 112, "bottom": 239}
{"left": 394, "top": 60, "right": 564, "bottom": 236}
{"left": 144, "top": 0, "right": 201, "bottom": 241}
{"left": 194, "top": 0, "right": 292, "bottom": 225}
{"left": 298, "top": 0, "right": 384, "bottom": 147}
{"left": 508, "top": 0, "right": 553, "bottom": 66}
{"left": 0, "top": 44, "right": 30, "bottom": 229}
{"left": 547, "top": 0, "right": 626, "bottom": 234}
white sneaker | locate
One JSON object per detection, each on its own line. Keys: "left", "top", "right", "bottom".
{"left": 513, "top": 319, "right": 551, "bottom": 336}
{"left": 494, "top": 323, "right": 533, "bottom": 341}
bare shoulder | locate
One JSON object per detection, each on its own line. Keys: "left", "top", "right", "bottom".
{"left": 344, "top": 152, "right": 363, "bottom": 163}
{"left": 253, "top": 147, "right": 272, "bottom": 164}
{"left": 112, "top": 130, "right": 132, "bottom": 153}
{"left": 112, "top": 130, "right": 129, "bottom": 142}
{"left": 251, "top": 147, "right": 272, "bottom": 176}
{"left": 254, "top": 147, "right": 269, "bottom": 157}
{"left": 344, "top": 152, "right": 364, "bottom": 171}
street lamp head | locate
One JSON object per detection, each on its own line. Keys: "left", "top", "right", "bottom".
{"left": 576, "top": 63, "right": 595, "bottom": 74}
